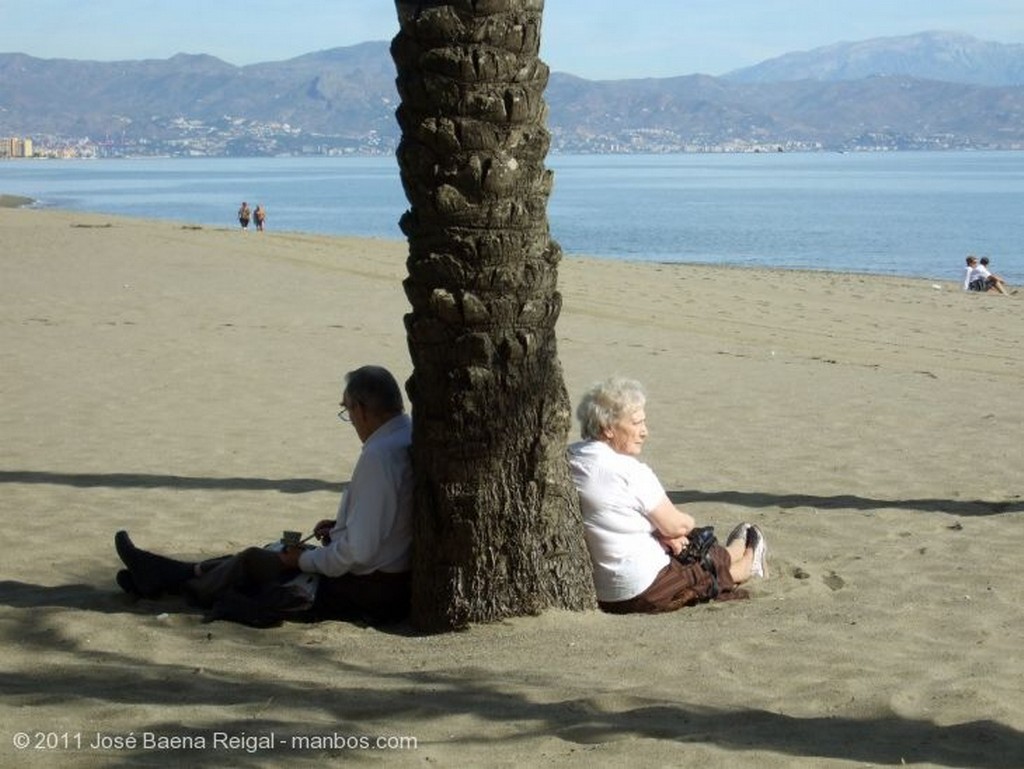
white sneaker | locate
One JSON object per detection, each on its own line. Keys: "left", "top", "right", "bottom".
{"left": 726, "top": 522, "right": 751, "bottom": 547}
{"left": 748, "top": 525, "right": 768, "bottom": 578}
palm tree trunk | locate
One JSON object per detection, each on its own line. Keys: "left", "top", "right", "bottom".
{"left": 391, "top": 0, "right": 595, "bottom": 631}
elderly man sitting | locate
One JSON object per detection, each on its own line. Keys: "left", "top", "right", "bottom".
{"left": 114, "top": 365, "right": 413, "bottom": 625}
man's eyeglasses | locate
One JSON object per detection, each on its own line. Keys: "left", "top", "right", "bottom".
{"left": 337, "top": 405, "right": 351, "bottom": 422}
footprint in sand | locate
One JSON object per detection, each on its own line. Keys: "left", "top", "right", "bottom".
{"left": 790, "top": 568, "right": 845, "bottom": 591}
{"left": 823, "top": 571, "right": 846, "bottom": 591}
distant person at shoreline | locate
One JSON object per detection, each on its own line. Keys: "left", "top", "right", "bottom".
{"left": 963, "top": 255, "right": 1009, "bottom": 295}
{"left": 254, "top": 204, "right": 266, "bottom": 232}
{"left": 237, "top": 201, "right": 251, "bottom": 230}
{"left": 963, "top": 255, "right": 985, "bottom": 291}
{"left": 979, "top": 257, "right": 1010, "bottom": 295}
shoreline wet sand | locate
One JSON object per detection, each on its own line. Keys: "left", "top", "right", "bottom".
{"left": 0, "top": 193, "right": 34, "bottom": 208}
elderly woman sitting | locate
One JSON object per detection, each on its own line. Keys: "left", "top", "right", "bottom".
{"left": 568, "top": 377, "right": 767, "bottom": 614}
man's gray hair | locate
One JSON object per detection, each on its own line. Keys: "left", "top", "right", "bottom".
{"left": 344, "top": 365, "right": 404, "bottom": 416}
{"left": 575, "top": 377, "right": 646, "bottom": 440}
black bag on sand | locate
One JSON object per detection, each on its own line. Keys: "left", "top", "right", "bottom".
{"left": 674, "top": 526, "right": 717, "bottom": 566}
{"left": 674, "top": 526, "right": 721, "bottom": 599}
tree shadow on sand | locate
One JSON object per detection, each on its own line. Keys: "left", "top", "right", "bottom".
{"left": 0, "top": 579, "right": 417, "bottom": 638}
{"left": 0, "top": 470, "right": 345, "bottom": 495}
{"left": 0, "top": 616, "right": 1020, "bottom": 768}
{"left": 0, "top": 580, "right": 160, "bottom": 616}
{"left": 0, "top": 579, "right": 242, "bottom": 622}
{"left": 668, "top": 489, "right": 1022, "bottom": 516}
{"left": 6, "top": 470, "right": 1016, "bottom": 515}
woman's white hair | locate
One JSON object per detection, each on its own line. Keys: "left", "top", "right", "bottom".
{"left": 575, "top": 377, "right": 646, "bottom": 440}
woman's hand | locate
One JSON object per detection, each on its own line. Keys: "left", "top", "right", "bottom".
{"left": 656, "top": 533, "right": 689, "bottom": 556}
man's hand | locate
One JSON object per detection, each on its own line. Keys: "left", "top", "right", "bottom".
{"left": 313, "top": 519, "right": 334, "bottom": 544}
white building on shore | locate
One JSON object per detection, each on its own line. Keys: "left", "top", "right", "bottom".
{"left": 1, "top": 137, "right": 34, "bottom": 158}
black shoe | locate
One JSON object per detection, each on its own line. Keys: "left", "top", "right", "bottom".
{"left": 115, "top": 569, "right": 143, "bottom": 597}
{"left": 114, "top": 530, "right": 194, "bottom": 597}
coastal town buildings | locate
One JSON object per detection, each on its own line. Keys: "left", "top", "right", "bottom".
{"left": 1, "top": 137, "right": 33, "bottom": 158}
{"left": 1, "top": 123, "right": 1007, "bottom": 159}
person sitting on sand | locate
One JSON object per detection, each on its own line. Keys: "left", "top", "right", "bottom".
{"left": 979, "top": 257, "right": 1010, "bottom": 295}
{"left": 114, "top": 365, "right": 413, "bottom": 625}
{"left": 963, "top": 255, "right": 1007, "bottom": 294}
{"left": 567, "top": 377, "right": 767, "bottom": 614}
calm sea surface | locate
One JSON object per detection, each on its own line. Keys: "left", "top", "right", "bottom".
{"left": 2, "top": 152, "right": 1022, "bottom": 283}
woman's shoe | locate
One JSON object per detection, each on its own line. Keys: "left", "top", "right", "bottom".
{"left": 726, "top": 522, "right": 751, "bottom": 547}
{"left": 747, "top": 525, "right": 768, "bottom": 578}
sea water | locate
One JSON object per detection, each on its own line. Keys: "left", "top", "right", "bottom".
{"left": 2, "top": 151, "right": 1021, "bottom": 283}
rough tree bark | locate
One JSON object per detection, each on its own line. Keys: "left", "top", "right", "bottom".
{"left": 391, "top": 0, "right": 596, "bottom": 631}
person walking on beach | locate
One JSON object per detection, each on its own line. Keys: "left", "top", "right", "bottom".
{"left": 237, "top": 201, "right": 251, "bottom": 230}
{"left": 113, "top": 365, "right": 414, "bottom": 626}
{"left": 253, "top": 204, "right": 266, "bottom": 232}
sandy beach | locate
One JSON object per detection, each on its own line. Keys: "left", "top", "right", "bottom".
{"left": 1, "top": 206, "right": 1021, "bottom": 768}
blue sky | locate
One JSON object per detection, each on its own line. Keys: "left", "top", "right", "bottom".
{"left": 3, "top": 1, "right": 1023, "bottom": 79}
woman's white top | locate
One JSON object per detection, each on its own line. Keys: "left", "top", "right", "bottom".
{"left": 567, "top": 440, "right": 670, "bottom": 601}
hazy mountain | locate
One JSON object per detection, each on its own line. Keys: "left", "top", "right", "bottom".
{"left": 544, "top": 72, "right": 1024, "bottom": 151}
{"left": 2, "top": 32, "right": 1024, "bottom": 154}
{"left": 724, "top": 31, "right": 1024, "bottom": 85}
{"left": 0, "top": 42, "right": 397, "bottom": 143}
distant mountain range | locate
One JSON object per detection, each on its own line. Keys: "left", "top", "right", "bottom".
{"left": 2, "top": 31, "right": 1023, "bottom": 155}
{"left": 724, "top": 30, "right": 1024, "bottom": 85}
